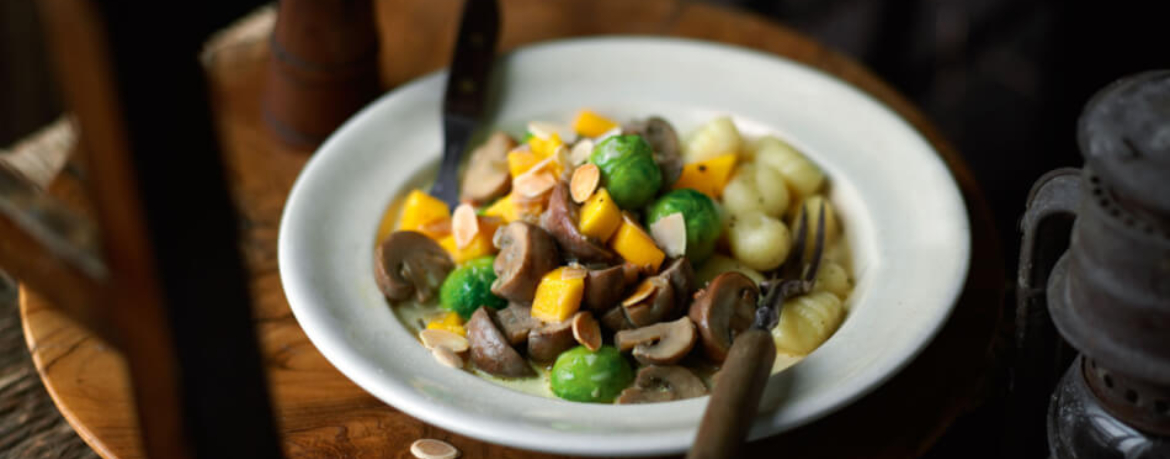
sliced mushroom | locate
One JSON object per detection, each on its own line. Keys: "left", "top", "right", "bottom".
{"left": 688, "top": 271, "right": 759, "bottom": 362}
{"left": 467, "top": 307, "right": 534, "bottom": 377}
{"left": 540, "top": 182, "right": 619, "bottom": 264}
{"left": 614, "top": 317, "right": 698, "bottom": 365}
{"left": 493, "top": 303, "right": 541, "bottom": 346}
{"left": 616, "top": 365, "right": 708, "bottom": 404}
{"left": 374, "top": 231, "right": 454, "bottom": 303}
{"left": 582, "top": 263, "right": 640, "bottom": 312}
{"left": 623, "top": 117, "right": 682, "bottom": 189}
{"left": 600, "top": 304, "right": 635, "bottom": 331}
{"left": 659, "top": 257, "right": 696, "bottom": 314}
{"left": 460, "top": 131, "right": 516, "bottom": 204}
{"left": 491, "top": 221, "right": 561, "bottom": 302}
{"left": 527, "top": 319, "right": 576, "bottom": 363}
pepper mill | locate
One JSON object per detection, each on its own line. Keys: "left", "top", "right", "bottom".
{"left": 1019, "top": 71, "right": 1170, "bottom": 458}
{"left": 262, "top": 0, "right": 380, "bottom": 150}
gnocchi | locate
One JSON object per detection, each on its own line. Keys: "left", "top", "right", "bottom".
{"left": 772, "top": 291, "right": 845, "bottom": 355}
{"left": 683, "top": 116, "right": 743, "bottom": 164}
{"left": 721, "top": 163, "right": 790, "bottom": 218}
{"left": 727, "top": 210, "right": 791, "bottom": 271}
{"left": 752, "top": 136, "right": 824, "bottom": 201}
{"left": 813, "top": 260, "right": 852, "bottom": 300}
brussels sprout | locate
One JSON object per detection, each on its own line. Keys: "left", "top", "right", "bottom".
{"left": 439, "top": 256, "right": 507, "bottom": 319}
{"left": 550, "top": 345, "right": 634, "bottom": 403}
{"left": 589, "top": 135, "right": 662, "bottom": 210}
{"left": 646, "top": 189, "right": 723, "bottom": 263}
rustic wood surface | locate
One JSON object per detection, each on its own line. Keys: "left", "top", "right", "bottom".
{"left": 16, "top": 1, "right": 1004, "bottom": 458}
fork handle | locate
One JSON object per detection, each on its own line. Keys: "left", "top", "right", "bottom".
{"left": 688, "top": 328, "right": 777, "bottom": 459}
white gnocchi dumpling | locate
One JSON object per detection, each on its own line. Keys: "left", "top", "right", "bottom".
{"left": 772, "top": 291, "right": 845, "bottom": 355}
{"left": 753, "top": 136, "right": 824, "bottom": 201}
{"left": 813, "top": 260, "right": 852, "bottom": 300}
{"left": 727, "top": 210, "right": 791, "bottom": 271}
{"left": 721, "top": 163, "right": 789, "bottom": 218}
{"left": 683, "top": 116, "right": 743, "bottom": 163}
{"left": 696, "top": 254, "right": 766, "bottom": 287}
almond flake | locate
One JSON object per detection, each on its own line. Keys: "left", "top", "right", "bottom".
{"left": 410, "top": 438, "right": 460, "bottom": 459}
{"left": 622, "top": 279, "right": 658, "bottom": 307}
{"left": 571, "top": 312, "right": 603, "bottom": 352}
{"left": 419, "top": 329, "right": 469, "bottom": 353}
{"left": 431, "top": 346, "right": 464, "bottom": 369}
{"left": 561, "top": 265, "right": 588, "bottom": 280}
{"left": 513, "top": 171, "right": 557, "bottom": 198}
{"left": 570, "top": 139, "right": 594, "bottom": 166}
{"left": 650, "top": 212, "right": 687, "bottom": 258}
{"left": 451, "top": 203, "right": 479, "bottom": 249}
{"left": 570, "top": 164, "right": 600, "bottom": 203}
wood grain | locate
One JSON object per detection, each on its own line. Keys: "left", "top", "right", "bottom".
{"left": 19, "top": 1, "right": 1004, "bottom": 458}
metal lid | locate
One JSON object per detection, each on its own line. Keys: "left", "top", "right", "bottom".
{"left": 1078, "top": 70, "right": 1170, "bottom": 217}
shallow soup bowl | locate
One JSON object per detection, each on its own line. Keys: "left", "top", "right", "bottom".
{"left": 278, "top": 37, "right": 971, "bottom": 456}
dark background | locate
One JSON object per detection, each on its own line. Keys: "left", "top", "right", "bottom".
{"left": 0, "top": 0, "right": 1165, "bottom": 457}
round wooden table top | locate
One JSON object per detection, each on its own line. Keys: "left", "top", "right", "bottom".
{"left": 20, "top": 1, "right": 1004, "bottom": 458}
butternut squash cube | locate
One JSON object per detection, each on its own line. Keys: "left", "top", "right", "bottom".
{"left": 482, "top": 194, "right": 519, "bottom": 223}
{"left": 572, "top": 110, "right": 619, "bottom": 137}
{"left": 507, "top": 148, "right": 545, "bottom": 178}
{"left": 426, "top": 311, "right": 466, "bottom": 336}
{"left": 527, "top": 131, "right": 564, "bottom": 159}
{"left": 673, "top": 153, "right": 738, "bottom": 198}
{"left": 610, "top": 214, "right": 665, "bottom": 272}
{"left": 531, "top": 267, "right": 585, "bottom": 323}
{"left": 398, "top": 189, "right": 451, "bottom": 240}
{"left": 578, "top": 188, "right": 622, "bottom": 241}
{"left": 438, "top": 218, "right": 498, "bottom": 264}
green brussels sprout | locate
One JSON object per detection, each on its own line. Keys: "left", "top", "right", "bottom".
{"left": 439, "top": 256, "right": 506, "bottom": 319}
{"left": 550, "top": 345, "right": 633, "bottom": 403}
{"left": 646, "top": 189, "right": 723, "bottom": 263}
{"left": 589, "top": 135, "right": 663, "bottom": 210}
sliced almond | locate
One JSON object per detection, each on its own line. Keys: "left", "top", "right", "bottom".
{"left": 571, "top": 312, "right": 602, "bottom": 352}
{"left": 419, "top": 329, "right": 469, "bottom": 353}
{"left": 513, "top": 171, "right": 557, "bottom": 198}
{"left": 410, "top": 438, "right": 460, "bottom": 459}
{"left": 622, "top": 279, "right": 658, "bottom": 307}
{"left": 451, "top": 203, "right": 479, "bottom": 249}
{"left": 570, "top": 164, "right": 600, "bottom": 203}
{"left": 431, "top": 346, "right": 464, "bottom": 369}
{"left": 569, "top": 139, "right": 594, "bottom": 166}
{"left": 561, "top": 265, "right": 588, "bottom": 280}
{"left": 650, "top": 212, "right": 687, "bottom": 258}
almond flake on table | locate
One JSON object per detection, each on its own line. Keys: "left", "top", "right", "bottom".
{"left": 410, "top": 438, "right": 460, "bottom": 459}
{"left": 452, "top": 203, "right": 479, "bottom": 249}
{"left": 650, "top": 212, "right": 687, "bottom": 258}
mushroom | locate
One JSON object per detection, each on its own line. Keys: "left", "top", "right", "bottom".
{"left": 616, "top": 365, "right": 708, "bottom": 404}
{"left": 540, "top": 182, "right": 619, "bottom": 264}
{"left": 624, "top": 276, "right": 677, "bottom": 327}
{"left": 460, "top": 131, "right": 515, "bottom": 204}
{"left": 688, "top": 271, "right": 759, "bottom": 362}
{"left": 599, "top": 258, "right": 695, "bottom": 330}
{"left": 466, "top": 307, "right": 534, "bottom": 377}
{"left": 527, "top": 319, "right": 576, "bottom": 363}
{"left": 659, "top": 257, "right": 696, "bottom": 313}
{"left": 623, "top": 117, "right": 683, "bottom": 189}
{"left": 582, "top": 263, "right": 640, "bottom": 312}
{"left": 374, "top": 231, "right": 454, "bottom": 303}
{"left": 614, "top": 317, "right": 698, "bottom": 365}
{"left": 491, "top": 222, "right": 561, "bottom": 302}
{"left": 493, "top": 303, "right": 541, "bottom": 346}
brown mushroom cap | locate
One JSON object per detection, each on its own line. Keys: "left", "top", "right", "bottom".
{"left": 688, "top": 272, "right": 759, "bottom": 362}
{"left": 460, "top": 132, "right": 516, "bottom": 204}
{"left": 614, "top": 317, "right": 698, "bottom": 365}
{"left": 467, "top": 307, "right": 534, "bottom": 378}
{"left": 374, "top": 231, "right": 454, "bottom": 303}
{"left": 491, "top": 222, "right": 561, "bottom": 303}
{"left": 623, "top": 117, "right": 682, "bottom": 189}
{"left": 616, "top": 365, "right": 708, "bottom": 404}
{"left": 540, "top": 183, "right": 619, "bottom": 264}
{"left": 493, "top": 303, "right": 541, "bottom": 346}
{"left": 582, "top": 263, "right": 640, "bottom": 312}
{"left": 527, "top": 319, "right": 576, "bottom": 363}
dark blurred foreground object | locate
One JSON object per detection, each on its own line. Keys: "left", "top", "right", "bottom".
{"left": 262, "top": 0, "right": 379, "bottom": 149}
{"left": 0, "top": 0, "right": 281, "bottom": 458}
{"left": 1016, "top": 71, "right": 1170, "bottom": 458}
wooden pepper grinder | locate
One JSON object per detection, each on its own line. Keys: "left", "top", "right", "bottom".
{"left": 262, "top": 0, "right": 380, "bottom": 150}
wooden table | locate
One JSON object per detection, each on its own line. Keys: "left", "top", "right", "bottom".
{"left": 18, "top": 1, "right": 1004, "bottom": 457}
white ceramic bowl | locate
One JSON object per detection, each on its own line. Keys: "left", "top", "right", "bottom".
{"left": 278, "top": 37, "right": 970, "bottom": 456}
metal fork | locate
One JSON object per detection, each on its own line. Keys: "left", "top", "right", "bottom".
{"left": 688, "top": 202, "right": 827, "bottom": 459}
